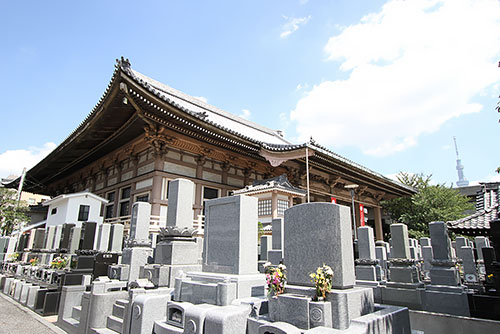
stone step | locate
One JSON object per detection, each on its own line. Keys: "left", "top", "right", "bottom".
{"left": 72, "top": 305, "right": 82, "bottom": 321}
{"left": 112, "top": 303, "right": 125, "bottom": 319}
{"left": 92, "top": 328, "right": 120, "bottom": 334}
{"left": 106, "top": 315, "right": 123, "bottom": 333}
{"left": 115, "top": 299, "right": 129, "bottom": 307}
{"left": 65, "top": 317, "right": 80, "bottom": 328}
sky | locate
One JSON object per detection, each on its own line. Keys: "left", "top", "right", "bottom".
{"left": 1, "top": 0, "right": 499, "bottom": 188}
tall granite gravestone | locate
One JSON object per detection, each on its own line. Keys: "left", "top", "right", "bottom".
{"left": 380, "top": 224, "right": 423, "bottom": 310}
{"left": 267, "top": 218, "right": 284, "bottom": 265}
{"left": 108, "top": 224, "right": 124, "bottom": 253}
{"left": 475, "top": 236, "right": 490, "bottom": 261}
{"left": 33, "top": 229, "right": 46, "bottom": 250}
{"left": 139, "top": 178, "right": 202, "bottom": 288}
{"left": 355, "top": 226, "right": 382, "bottom": 282}
{"left": 96, "top": 223, "right": 111, "bottom": 252}
{"left": 52, "top": 225, "right": 63, "bottom": 250}
{"left": 59, "top": 224, "right": 75, "bottom": 252}
{"left": 375, "top": 246, "right": 388, "bottom": 280}
{"left": 174, "top": 195, "right": 265, "bottom": 306}
{"left": 421, "top": 246, "right": 433, "bottom": 279}
{"left": 260, "top": 235, "right": 272, "bottom": 262}
{"left": 421, "top": 221, "right": 470, "bottom": 316}
{"left": 109, "top": 202, "right": 153, "bottom": 283}
{"left": 44, "top": 226, "right": 56, "bottom": 250}
{"left": 420, "top": 237, "right": 431, "bottom": 247}
{"left": 68, "top": 227, "right": 82, "bottom": 254}
{"left": 460, "top": 246, "right": 478, "bottom": 283}
{"left": 272, "top": 202, "right": 375, "bottom": 331}
{"left": 79, "top": 222, "right": 97, "bottom": 250}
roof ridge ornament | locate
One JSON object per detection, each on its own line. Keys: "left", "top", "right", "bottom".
{"left": 116, "top": 56, "right": 131, "bottom": 70}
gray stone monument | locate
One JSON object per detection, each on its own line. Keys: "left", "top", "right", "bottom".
{"left": 420, "top": 237, "right": 431, "bottom": 247}
{"left": 267, "top": 218, "right": 284, "bottom": 265}
{"left": 459, "top": 246, "right": 478, "bottom": 283}
{"left": 380, "top": 224, "right": 423, "bottom": 311}
{"left": 96, "top": 223, "right": 111, "bottom": 252}
{"left": 108, "top": 224, "right": 124, "bottom": 253}
{"left": 421, "top": 221, "right": 470, "bottom": 316}
{"left": 174, "top": 194, "right": 265, "bottom": 306}
{"left": 260, "top": 235, "right": 272, "bottom": 262}
{"left": 474, "top": 236, "right": 490, "bottom": 261}
{"left": 355, "top": 226, "right": 382, "bottom": 282}
{"left": 52, "top": 225, "right": 63, "bottom": 250}
{"left": 44, "top": 226, "right": 56, "bottom": 250}
{"left": 68, "top": 227, "right": 82, "bottom": 254}
{"left": 111, "top": 202, "right": 153, "bottom": 283}
{"left": 140, "top": 178, "right": 202, "bottom": 288}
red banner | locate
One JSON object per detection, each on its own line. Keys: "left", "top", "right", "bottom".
{"left": 331, "top": 197, "right": 337, "bottom": 204}
{"left": 359, "top": 204, "right": 365, "bottom": 226}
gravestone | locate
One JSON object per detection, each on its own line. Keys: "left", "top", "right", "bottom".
{"left": 420, "top": 237, "right": 431, "bottom": 247}
{"left": 52, "top": 225, "right": 63, "bottom": 250}
{"left": 375, "top": 246, "right": 388, "bottom": 280}
{"left": 59, "top": 224, "right": 75, "bottom": 251}
{"left": 459, "top": 246, "right": 478, "bottom": 283}
{"left": 421, "top": 221, "right": 470, "bottom": 316}
{"left": 268, "top": 218, "right": 284, "bottom": 265}
{"left": 108, "top": 224, "right": 124, "bottom": 253}
{"left": 175, "top": 194, "right": 265, "bottom": 306}
{"left": 129, "top": 202, "right": 152, "bottom": 246}
{"left": 355, "top": 226, "right": 381, "bottom": 282}
{"left": 79, "top": 222, "right": 97, "bottom": 250}
{"left": 203, "top": 195, "right": 258, "bottom": 275}
{"left": 475, "top": 236, "right": 490, "bottom": 261}
{"left": 141, "top": 178, "right": 202, "bottom": 287}
{"left": 96, "top": 223, "right": 111, "bottom": 252}
{"left": 68, "top": 227, "right": 81, "bottom": 254}
{"left": 260, "top": 235, "right": 272, "bottom": 262}
{"left": 284, "top": 203, "right": 354, "bottom": 288}
{"left": 33, "top": 228, "right": 46, "bottom": 250}
{"left": 421, "top": 246, "right": 433, "bottom": 276}
{"left": 166, "top": 178, "right": 194, "bottom": 229}
{"left": 380, "top": 224, "right": 423, "bottom": 311}
{"left": 272, "top": 202, "right": 378, "bottom": 330}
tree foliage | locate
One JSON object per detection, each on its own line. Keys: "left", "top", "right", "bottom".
{"left": 0, "top": 188, "right": 29, "bottom": 236}
{"left": 382, "top": 172, "right": 473, "bottom": 239}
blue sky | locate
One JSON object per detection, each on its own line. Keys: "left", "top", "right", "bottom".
{"left": 1, "top": 0, "right": 499, "bottom": 187}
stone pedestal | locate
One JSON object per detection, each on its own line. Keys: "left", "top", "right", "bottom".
{"left": 121, "top": 247, "right": 153, "bottom": 283}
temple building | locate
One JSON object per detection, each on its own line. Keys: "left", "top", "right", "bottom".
{"left": 5, "top": 57, "right": 415, "bottom": 241}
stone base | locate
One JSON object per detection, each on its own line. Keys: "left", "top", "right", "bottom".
{"left": 380, "top": 283, "right": 424, "bottom": 310}
{"left": 356, "top": 280, "right": 385, "bottom": 303}
{"left": 176, "top": 271, "right": 266, "bottom": 306}
{"left": 429, "top": 267, "right": 460, "bottom": 286}
{"left": 270, "top": 285, "right": 374, "bottom": 330}
{"left": 140, "top": 264, "right": 201, "bottom": 288}
{"left": 121, "top": 247, "right": 153, "bottom": 283}
{"left": 421, "top": 285, "right": 470, "bottom": 316}
{"left": 389, "top": 265, "right": 420, "bottom": 284}
{"left": 154, "top": 239, "right": 202, "bottom": 265}
{"left": 355, "top": 265, "right": 377, "bottom": 281}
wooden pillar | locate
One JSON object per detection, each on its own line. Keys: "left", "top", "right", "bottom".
{"left": 374, "top": 206, "right": 384, "bottom": 241}
{"left": 271, "top": 191, "right": 278, "bottom": 219}
{"left": 151, "top": 152, "right": 164, "bottom": 216}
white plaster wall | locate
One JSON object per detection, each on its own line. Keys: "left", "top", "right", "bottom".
{"left": 46, "top": 195, "right": 104, "bottom": 227}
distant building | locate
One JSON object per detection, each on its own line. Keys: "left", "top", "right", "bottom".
{"left": 448, "top": 182, "right": 500, "bottom": 236}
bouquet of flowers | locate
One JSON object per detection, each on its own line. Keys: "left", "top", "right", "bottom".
{"left": 8, "top": 252, "right": 19, "bottom": 262}
{"left": 310, "top": 264, "right": 334, "bottom": 300}
{"left": 29, "top": 258, "right": 39, "bottom": 266}
{"left": 50, "top": 256, "right": 68, "bottom": 270}
{"left": 264, "top": 262, "right": 287, "bottom": 297}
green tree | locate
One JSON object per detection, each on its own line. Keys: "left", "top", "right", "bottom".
{"left": 382, "top": 173, "right": 473, "bottom": 239}
{"left": 0, "top": 188, "right": 29, "bottom": 236}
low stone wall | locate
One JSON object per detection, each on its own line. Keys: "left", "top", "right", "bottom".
{"left": 409, "top": 310, "right": 500, "bottom": 333}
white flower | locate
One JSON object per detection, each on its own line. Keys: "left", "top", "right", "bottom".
{"left": 263, "top": 262, "right": 272, "bottom": 268}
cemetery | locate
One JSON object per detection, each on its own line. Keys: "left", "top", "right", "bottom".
{"left": 0, "top": 177, "right": 499, "bottom": 333}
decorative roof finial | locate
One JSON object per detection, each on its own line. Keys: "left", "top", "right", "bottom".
{"left": 309, "top": 136, "right": 316, "bottom": 145}
{"left": 116, "top": 56, "right": 131, "bottom": 69}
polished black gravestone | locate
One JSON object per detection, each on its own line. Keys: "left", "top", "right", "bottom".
{"left": 58, "top": 223, "right": 75, "bottom": 252}
{"left": 79, "top": 221, "right": 97, "bottom": 250}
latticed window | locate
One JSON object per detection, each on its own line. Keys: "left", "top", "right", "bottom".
{"left": 258, "top": 199, "right": 272, "bottom": 216}
{"left": 277, "top": 199, "right": 289, "bottom": 215}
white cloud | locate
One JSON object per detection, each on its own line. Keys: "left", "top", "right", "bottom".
{"left": 240, "top": 109, "right": 251, "bottom": 119}
{"left": 290, "top": 0, "right": 500, "bottom": 156}
{"left": 296, "top": 83, "right": 309, "bottom": 91}
{"left": 194, "top": 96, "right": 208, "bottom": 104}
{"left": 0, "top": 142, "right": 56, "bottom": 179}
{"left": 280, "top": 15, "right": 312, "bottom": 39}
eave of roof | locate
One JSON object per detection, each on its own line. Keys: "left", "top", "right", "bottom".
{"left": 7, "top": 57, "right": 415, "bottom": 198}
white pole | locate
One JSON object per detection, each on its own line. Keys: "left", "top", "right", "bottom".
{"left": 306, "top": 147, "right": 310, "bottom": 203}
{"left": 16, "top": 167, "right": 27, "bottom": 205}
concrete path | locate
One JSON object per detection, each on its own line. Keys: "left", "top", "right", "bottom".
{"left": 0, "top": 293, "right": 66, "bottom": 334}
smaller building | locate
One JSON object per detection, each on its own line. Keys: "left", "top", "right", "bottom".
{"left": 233, "top": 174, "right": 306, "bottom": 225}
{"left": 43, "top": 192, "right": 108, "bottom": 227}
{"left": 448, "top": 182, "right": 500, "bottom": 236}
